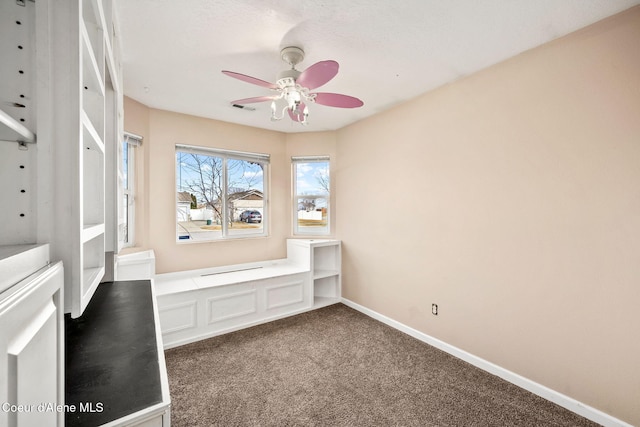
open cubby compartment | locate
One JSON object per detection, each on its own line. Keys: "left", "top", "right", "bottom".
{"left": 83, "top": 232, "right": 105, "bottom": 273}
{"left": 82, "top": 129, "right": 105, "bottom": 227}
{"left": 81, "top": 42, "right": 105, "bottom": 137}
{"left": 313, "top": 244, "right": 340, "bottom": 277}
{"left": 81, "top": 0, "right": 105, "bottom": 139}
{"left": 81, "top": 0, "right": 105, "bottom": 85}
{"left": 100, "top": 0, "right": 115, "bottom": 49}
{"left": 82, "top": 232, "right": 105, "bottom": 301}
{"left": 313, "top": 275, "right": 340, "bottom": 306}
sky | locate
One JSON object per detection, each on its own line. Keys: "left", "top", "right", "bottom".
{"left": 295, "top": 161, "right": 329, "bottom": 196}
{"left": 176, "top": 152, "right": 264, "bottom": 196}
{"left": 176, "top": 153, "right": 329, "bottom": 200}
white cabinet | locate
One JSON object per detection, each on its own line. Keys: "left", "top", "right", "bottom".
{"left": 0, "top": 246, "right": 64, "bottom": 427}
{"left": 155, "top": 263, "right": 311, "bottom": 349}
{"left": 287, "top": 239, "right": 342, "bottom": 308}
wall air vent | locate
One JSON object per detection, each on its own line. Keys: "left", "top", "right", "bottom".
{"left": 232, "top": 104, "right": 255, "bottom": 111}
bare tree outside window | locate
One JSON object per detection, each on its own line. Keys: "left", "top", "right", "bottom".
{"left": 176, "top": 147, "right": 268, "bottom": 241}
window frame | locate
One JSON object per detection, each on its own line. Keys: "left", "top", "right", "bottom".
{"left": 176, "top": 144, "right": 269, "bottom": 243}
{"left": 292, "top": 156, "right": 330, "bottom": 236}
{"left": 119, "top": 132, "right": 140, "bottom": 249}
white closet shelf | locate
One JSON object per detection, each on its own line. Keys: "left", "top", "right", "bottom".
{"left": 0, "top": 109, "right": 36, "bottom": 144}
{"left": 82, "top": 223, "right": 105, "bottom": 243}
{"left": 313, "top": 269, "right": 340, "bottom": 280}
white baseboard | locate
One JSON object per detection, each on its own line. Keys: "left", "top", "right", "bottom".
{"left": 340, "top": 298, "right": 631, "bottom": 427}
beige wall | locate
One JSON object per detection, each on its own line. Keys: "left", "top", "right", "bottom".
{"left": 123, "top": 6, "right": 639, "bottom": 424}
{"left": 336, "top": 7, "right": 640, "bottom": 425}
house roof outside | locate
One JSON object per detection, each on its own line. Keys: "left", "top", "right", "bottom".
{"left": 177, "top": 191, "right": 193, "bottom": 203}
{"left": 229, "top": 189, "right": 263, "bottom": 201}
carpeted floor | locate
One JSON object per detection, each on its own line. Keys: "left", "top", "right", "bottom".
{"left": 164, "top": 303, "right": 600, "bottom": 426}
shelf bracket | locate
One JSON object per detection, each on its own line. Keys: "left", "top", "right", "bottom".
{"left": 0, "top": 109, "right": 36, "bottom": 144}
{"left": 0, "top": 139, "right": 35, "bottom": 150}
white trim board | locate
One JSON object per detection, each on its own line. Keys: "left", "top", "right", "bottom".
{"left": 340, "top": 298, "right": 632, "bottom": 427}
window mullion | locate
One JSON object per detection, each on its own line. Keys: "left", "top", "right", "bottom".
{"left": 221, "top": 157, "right": 228, "bottom": 237}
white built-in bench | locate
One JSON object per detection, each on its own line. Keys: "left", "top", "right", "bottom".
{"left": 153, "top": 239, "right": 341, "bottom": 349}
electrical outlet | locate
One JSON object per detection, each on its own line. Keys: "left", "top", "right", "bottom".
{"left": 432, "top": 304, "right": 438, "bottom": 315}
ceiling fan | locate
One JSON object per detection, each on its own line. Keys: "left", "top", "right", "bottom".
{"left": 222, "top": 46, "right": 363, "bottom": 125}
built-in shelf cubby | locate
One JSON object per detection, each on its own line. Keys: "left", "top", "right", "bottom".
{"left": 287, "top": 239, "right": 341, "bottom": 308}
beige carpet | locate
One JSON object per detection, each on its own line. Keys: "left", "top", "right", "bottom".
{"left": 165, "top": 304, "right": 599, "bottom": 426}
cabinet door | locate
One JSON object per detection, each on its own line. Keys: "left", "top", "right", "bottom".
{"left": 0, "top": 262, "right": 64, "bottom": 427}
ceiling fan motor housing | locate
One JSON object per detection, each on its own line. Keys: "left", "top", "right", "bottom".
{"left": 276, "top": 70, "right": 301, "bottom": 87}
{"left": 280, "top": 46, "right": 304, "bottom": 67}
{"left": 278, "top": 46, "right": 304, "bottom": 86}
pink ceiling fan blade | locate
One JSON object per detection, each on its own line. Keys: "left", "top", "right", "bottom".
{"left": 231, "top": 96, "right": 277, "bottom": 104}
{"left": 296, "top": 60, "right": 339, "bottom": 90}
{"left": 313, "top": 92, "right": 364, "bottom": 108}
{"left": 222, "top": 70, "right": 278, "bottom": 89}
{"left": 287, "top": 102, "right": 307, "bottom": 122}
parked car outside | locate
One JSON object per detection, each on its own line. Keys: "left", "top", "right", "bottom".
{"left": 240, "top": 210, "right": 262, "bottom": 223}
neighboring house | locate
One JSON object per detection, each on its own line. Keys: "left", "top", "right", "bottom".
{"left": 227, "top": 189, "right": 264, "bottom": 221}
{"left": 176, "top": 191, "right": 193, "bottom": 222}
{"left": 202, "top": 189, "right": 264, "bottom": 223}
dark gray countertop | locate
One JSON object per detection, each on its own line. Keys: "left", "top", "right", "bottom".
{"left": 65, "top": 280, "right": 162, "bottom": 427}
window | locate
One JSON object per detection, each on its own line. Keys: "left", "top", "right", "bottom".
{"left": 176, "top": 145, "right": 269, "bottom": 242}
{"left": 119, "top": 132, "right": 140, "bottom": 249}
{"left": 293, "top": 156, "right": 330, "bottom": 235}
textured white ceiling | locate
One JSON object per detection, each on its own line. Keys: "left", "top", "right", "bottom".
{"left": 116, "top": 0, "right": 640, "bottom": 133}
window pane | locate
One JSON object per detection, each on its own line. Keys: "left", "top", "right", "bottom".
{"left": 122, "top": 140, "right": 128, "bottom": 189}
{"left": 295, "top": 162, "right": 329, "bottom": 196}
{"left": 296, "top": 197, "right": 328, "bottom": 234}
{"left": 176, "top": 152, "right": 223, "bottom": 241}
{"left": 121, "top": 193, "right": 127, "bottom": 242}
{"left": 294, "top": 159, "right": 329, "bottom": 235}
{"left": 227, "top": 159, "right": 264, "bottom": 236}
